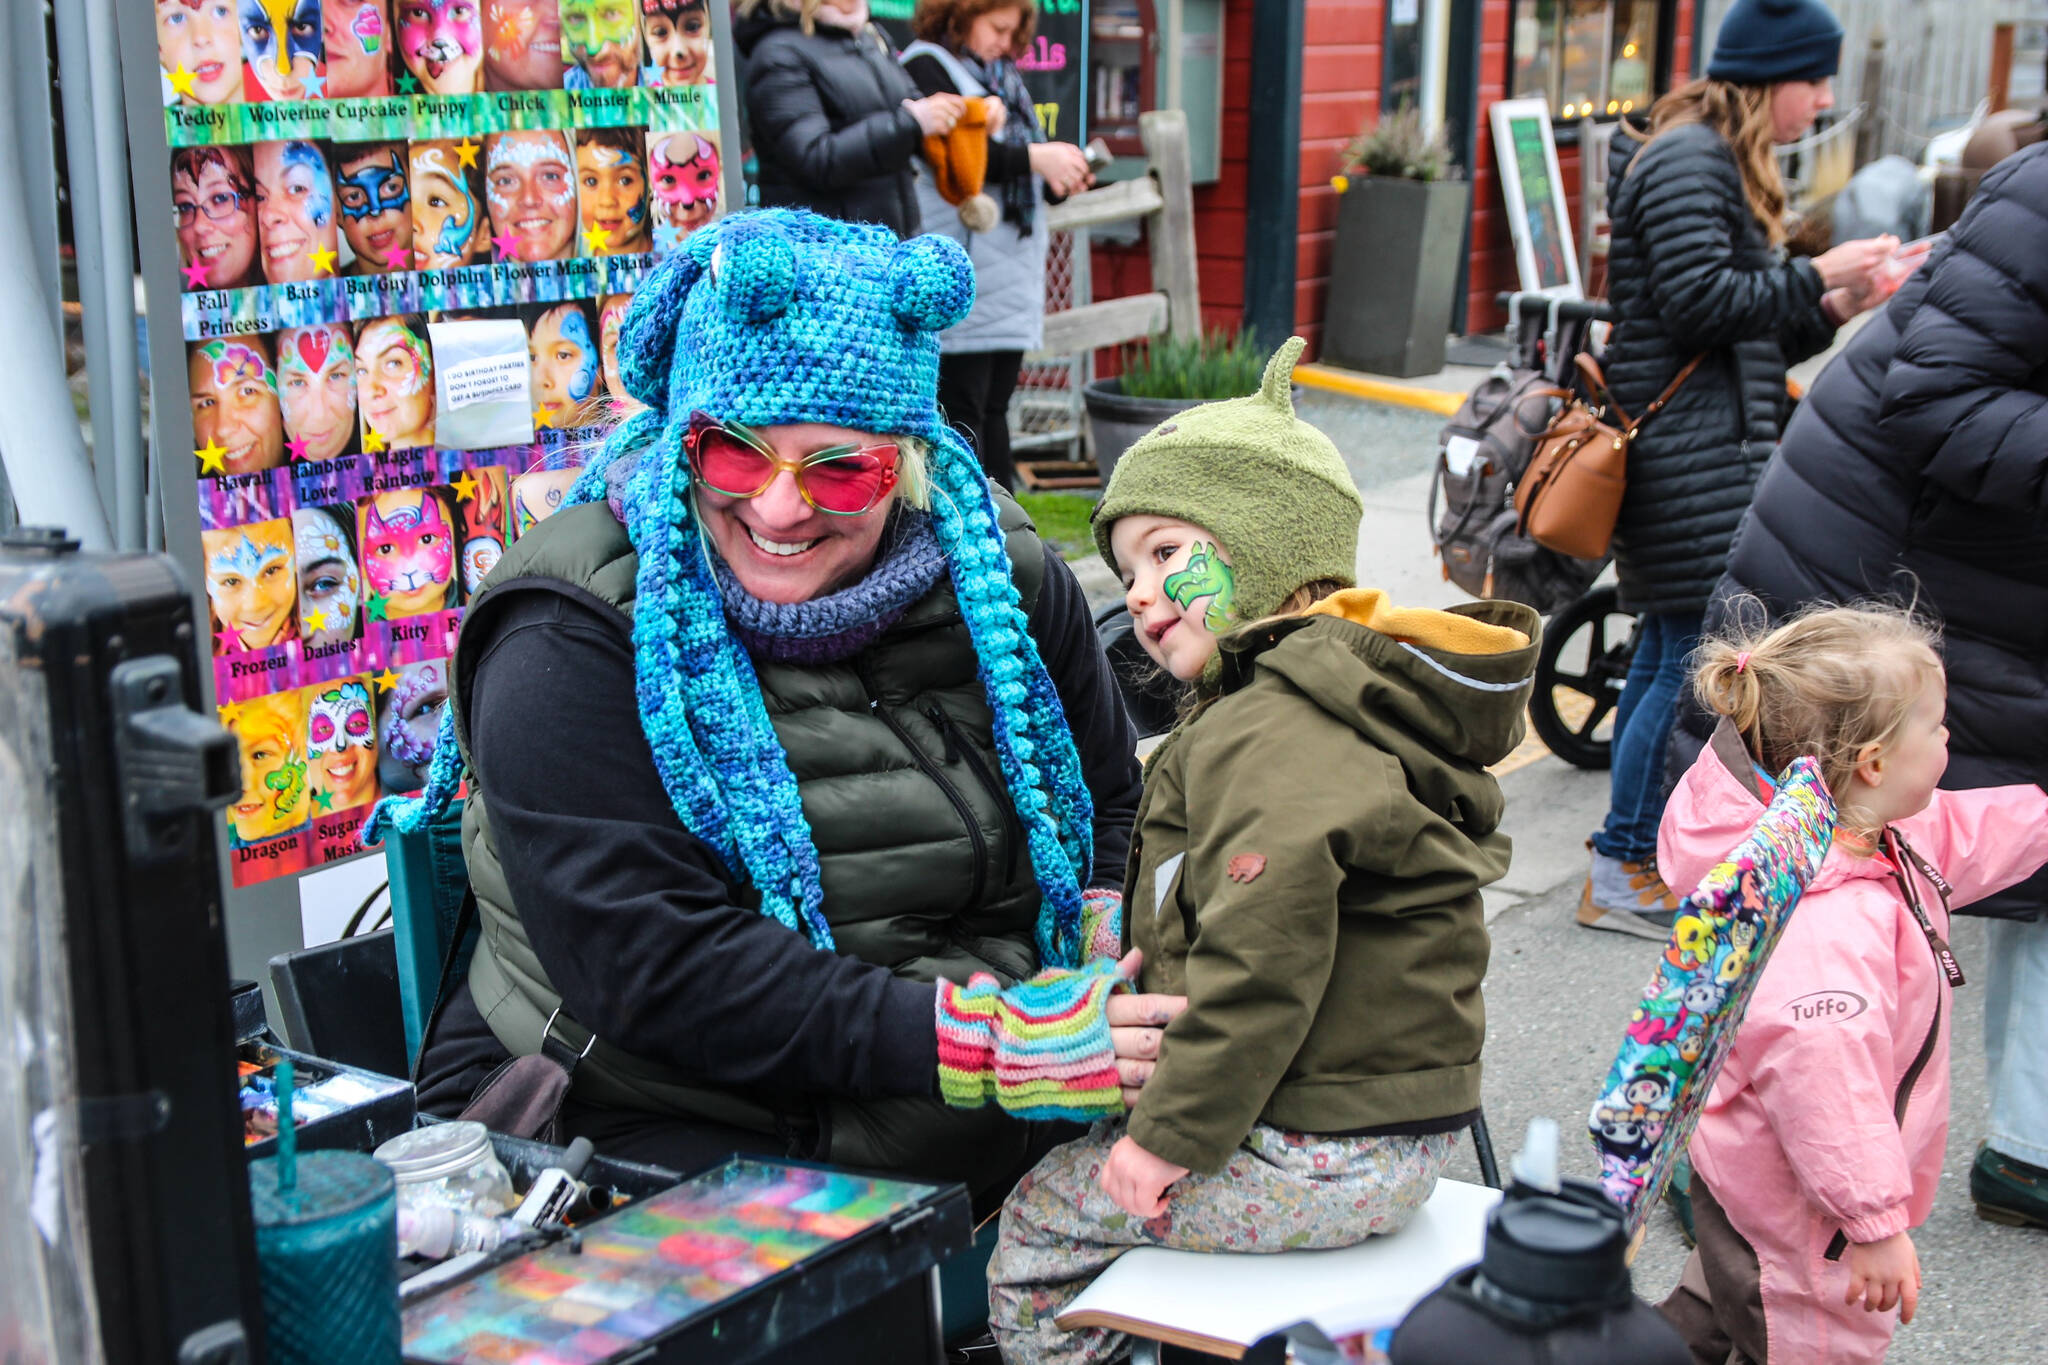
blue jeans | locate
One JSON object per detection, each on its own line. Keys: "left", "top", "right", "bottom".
{"left": 1985, "top": 916, "right": 2048, "bottom": 1166}
{"left": 1591, "top": 609, "right": 1703, "bottom": 862}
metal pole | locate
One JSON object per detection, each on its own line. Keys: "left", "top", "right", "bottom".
{"left": 0, "top": 86, "right": 113, "bottom": 548}
{"left": 708, "top": 0, "right": 748, "bottom": 213}
{"left": 1243, "top": 0, "right": 1305, "bottom": 351}
{"left": 54, "top": 0, "right": 146, "bottom": 551}
{"left": 11, "top": 1, "right": 62, "bottom": 345}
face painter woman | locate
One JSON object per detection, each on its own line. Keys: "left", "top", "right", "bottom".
{"left": 370, "top": 210, "right": 1171, "bottom": 1206}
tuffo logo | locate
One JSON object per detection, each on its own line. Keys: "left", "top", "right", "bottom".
{"left": 1786, "top": 989, "right": 1867, "bottom": 1023}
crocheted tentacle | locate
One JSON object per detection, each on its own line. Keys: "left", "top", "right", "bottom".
{"left": 360, "top": 702, "right": 466, "bottom": 846}
{"left": 924, "top": 428, "right": 1095, "bottom": 966}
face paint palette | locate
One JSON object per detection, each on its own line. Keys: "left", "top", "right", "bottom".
{"left": 236, "top": 1040, "right": 414, "bottom": 1156}
{"left": 402, "top": 1159, "right": 969, "bottom": 1365}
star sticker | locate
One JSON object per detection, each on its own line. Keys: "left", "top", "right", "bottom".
{"left": 367, "top": 595, "right": 389, "bottom": 622}
{"left": 653, "top": 223, "right": 685, "bottom": 256}
{"left": 304, "top": 608, "right": 329, "bottom": 634}
{"left": 312, "top": 787, "right": 334, "bottom": 812}
{"left": 581, "top": 225, "right": 611, "bottom": 253}
{"left": 308, "top": 246, "right": 338, "bottom": 274}
{"left": 362, "top": 427, "right": 387, "bottom": 453}
{"left": 169, "top": 64, "right": 198, "bottom": 98}
{"left": 195, "top": 439, "right": 227, "bottom": 474}
{"left": 287, "top": 434, "right": 311, "bottom": 461}
{"left": 299, "top": 71, "right": 325, "bottom": 98}
{"left": 397, "top": 73, "right": 420, "bottom": 94}
{"left": 372, "top": 668, "right": 400, "bottom": 693}
{"left": 382, "top": 245, "right": 411, "bottom": 269}
{"left": 451, "top": 472, "right": 479, "bottom": 502}
{"left": 490, "top": 230, "right": 523, "bottom": 260}
{"left": 455, "top": 138, "right": 481, "bottom": 168}
{"left": 215, "top": 627, "right": 243, "bottom": 653}
{"left": 533, "top": 403, "right": 556, "bottom": 429}
{"left": 217, "top": 699, "right": 246, "bottom": 726}
{"left": 182, "top": 259, "right": 212, "bottom": 288}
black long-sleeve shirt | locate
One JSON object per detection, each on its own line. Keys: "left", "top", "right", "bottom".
{"left": 416, "top": 547, "right": 1141, "bottom": 1114}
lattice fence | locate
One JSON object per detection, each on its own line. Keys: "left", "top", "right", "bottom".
{"left": 1009, "top": 228, "right": 1092, "bottom": 465}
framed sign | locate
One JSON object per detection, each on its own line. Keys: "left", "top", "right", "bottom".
{"left": 121, "top": 0, "right": 735, "bottom": 971}
{"left": 1489, "top": 97, "right": 1582, "bottom": 299}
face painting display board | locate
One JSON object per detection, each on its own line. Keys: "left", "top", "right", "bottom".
{"left": 119, "top": 0, "right": 737, "bottom": 978}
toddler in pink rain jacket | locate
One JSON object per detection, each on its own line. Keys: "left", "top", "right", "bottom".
{"left": 1656, "top": 605, "right": 2048, "bottom": 1364}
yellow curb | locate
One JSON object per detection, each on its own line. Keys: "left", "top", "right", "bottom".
{"left": 1293, "top": 362, "right": 1465, "bottom": 417}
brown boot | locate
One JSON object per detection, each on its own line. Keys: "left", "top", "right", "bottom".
{"left": 1578, "top": 843, "right": 1682, "bottom": 940}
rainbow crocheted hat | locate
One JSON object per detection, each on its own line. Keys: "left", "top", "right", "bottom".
{"left": 368, "top": 210, "right": 1097, "bottom": 967}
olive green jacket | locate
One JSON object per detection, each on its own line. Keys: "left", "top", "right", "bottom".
{"left": 1125, "top": 592, "right": 1541, "bottom": 1172}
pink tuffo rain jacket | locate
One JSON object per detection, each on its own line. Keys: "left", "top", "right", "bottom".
{"left": 1659, "top": 726, "right": 2048, "bottom": 1363}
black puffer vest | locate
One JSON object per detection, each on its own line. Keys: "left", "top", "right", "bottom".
{"left": 450, "top": 495, "right": 1049, "bottom": 1158}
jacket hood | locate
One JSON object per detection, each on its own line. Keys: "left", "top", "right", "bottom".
{"left": 1219, "top": 590, "right": 1540, "bottom": 772}
{"left": 1661, "top": 719, "right": 1878, "bottom": 900}
{"left": 734, "top": 10, "right": 810, "bottom": 56}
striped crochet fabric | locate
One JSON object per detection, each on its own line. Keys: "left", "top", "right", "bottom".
{"left": 936, "top": 960, "right": 1126, "bottom": 1121}
{"left": 1081, "top": 888, "right": 1124, "bottom": 962}
{"left": 366, "top": 210, "right": 1096, "bottom": 966}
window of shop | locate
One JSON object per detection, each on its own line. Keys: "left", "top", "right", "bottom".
{"left": 1509, "top": 0, "right": 1671, "bottom": 122}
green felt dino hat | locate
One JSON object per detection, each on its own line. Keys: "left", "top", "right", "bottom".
{"left": 1092, "top": 336, "right": 1363, "bottom": 622}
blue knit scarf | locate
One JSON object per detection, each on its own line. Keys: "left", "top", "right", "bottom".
{"left": 710, "top": 509, "right": 947, "bottom": 665}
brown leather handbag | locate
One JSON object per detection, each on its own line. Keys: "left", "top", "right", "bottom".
{"left": 1513, "top": 352, "right": 1705, "bottom": 560}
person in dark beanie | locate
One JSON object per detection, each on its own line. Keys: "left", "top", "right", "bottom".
{"left": 1577, "top": 0, "right": 1910, "bottom": 937}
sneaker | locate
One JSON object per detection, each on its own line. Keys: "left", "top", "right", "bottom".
{"left": 1578, "top": 844, "right": 1682, "bottom": 940}
{"left": 1972, "top": 1143, "right": 2048, "bottom": 1230}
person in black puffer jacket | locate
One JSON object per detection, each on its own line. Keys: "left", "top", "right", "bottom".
{"left": 734, "top": 0, "right": 965, "bottom": 238}
{"left": 1703, "top": 143, "right": 2048, "bottom": 1229}
{"left": 1577, "top": 0, "right": 1904, "bottom": 939}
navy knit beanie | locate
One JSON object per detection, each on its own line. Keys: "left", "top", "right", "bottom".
{"left": 1707, "top": 0, "right": 1843, "bottom": 85}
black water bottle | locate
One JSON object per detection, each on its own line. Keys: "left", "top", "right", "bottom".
{"left": 1389, "top": 1120, "right": 1688, "bottom": 1365}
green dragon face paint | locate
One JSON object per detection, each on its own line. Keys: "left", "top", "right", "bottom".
{"left": 1164, "top": 540, "right": 1236, "bottom": 633}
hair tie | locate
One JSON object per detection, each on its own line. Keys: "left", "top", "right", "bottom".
{"left": 1735, "top": 651, "right": 1752, "bottom": 674}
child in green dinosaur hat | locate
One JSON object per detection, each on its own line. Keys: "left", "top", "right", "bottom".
{"left": 988, "top": 337, "right": 1544, "bottom": 1365}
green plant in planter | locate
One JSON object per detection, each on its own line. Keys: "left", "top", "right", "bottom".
{"left": 1116, "top": 328, "right": 1269, "bottom": 401}
{"left": 1338, "top": 103, "right": 1458, "bottom": 185}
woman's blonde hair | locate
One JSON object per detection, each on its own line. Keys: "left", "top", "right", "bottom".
{"left": 1694, "top": 602, "right": 1943, "bottom": 836}
{"left": 1640, "top": 78, "right": 1788, "bottom": 245}
{"left": 735, "top": 0, "right": 828, "bottom": 36}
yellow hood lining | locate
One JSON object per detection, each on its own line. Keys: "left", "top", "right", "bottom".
{"left": 1304, "top": 588, "right": 1530, "bottom": 655}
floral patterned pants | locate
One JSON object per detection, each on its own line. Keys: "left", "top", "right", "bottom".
{"left": 987, "top": 1119, "right": 1457, "bottom": 1365}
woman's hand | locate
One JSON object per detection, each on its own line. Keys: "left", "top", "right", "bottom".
{"left": 1100, "top": 1133, "right": 1189, "bottom": 1219}
{"left": 1810, "top": 234, "right": 1898, "bottom": 301}
{"left": 982, "top": 96, "right": 1007, "bottom": 134}
{"left": 905, "top": 93, "right": 967, "bottom": 137}
{"left": 1844, "top": 1231, "right": 1921, "bottom": 1323}
{"left": 1106, "top": 948, "right": 1185, "bottom": 1107}
{"left": 1028, "top": 141, "right": 1095, "bottom": 199}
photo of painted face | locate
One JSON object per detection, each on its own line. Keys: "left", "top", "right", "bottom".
{"left": 560, "top": 0, "right": 640, "bottom": 89}
{"left": 336, "top": 142, "right": 413, "bottom": 275}
{"left": 190, "top": 336, "right": 286, "bottom": 476}
{"left": 278, "top": 324, "right": 357, "bottom": 462}
{"left": 456, "top": 465, "right": 509, "bottom": 594}
{"left": 354, "top": 315, "right": 436, "bottom": 450}
{"left": 511, "top": 464, "right": 581, "bottom": 535}
{"left": 226, "top": 690, "right": 312, "bottom": 844}
{"left": 398, "top": 0, "right": 485, "bottom": 93}
{"left": 647, "top": 129, "right": 721, "bottom": 251}
{"left": 323, "top": 0, "right": 396, "bottom": 96}
{"left": 305, "top": 677, "right": 380, "bottom": 813}
{"left": 641, "top": 0, "right": 710, "bottom": 86}
{"left": 158, "top": 0, "right": 244, "bottom": 106}
{"left": 409, "top": 140, "right": 488, "bottom": 269}
{"left": 174, "top": 146, "right": 261, "bottom": 292}
{"left": 483, "top": 0, "right": 565, "bottom": 90}
{"left": 253, "top": 140, "right": 339, "bottom": 285}
{"left": 203, "top": 517, "right": 299, "bottom": 654}
{"left": 576, "top": 126, "right": 650, "bottom": 255}
{"left": 294, "top": 504, "right": 364, "bottom": 647}
{"left": 240, "top": 0, "right": 322, "bottom": 101}
{"left": 595, "top": 292, "right": 643, "bottom": 416}
{"left": 484, "top": 130, "right": 579, "bottom": 262}
{"left": 524, "top": 300, "right": 603, "bottom": 428}
{"left": 378, "top": 658, "right": 450, "bottom": 793}
{"left": 360, "top": 487, "right": 459, "bottom": 618}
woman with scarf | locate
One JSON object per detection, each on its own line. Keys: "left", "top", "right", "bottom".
{"left": 902, "top": 0, "right": 1092, "bottom": 490}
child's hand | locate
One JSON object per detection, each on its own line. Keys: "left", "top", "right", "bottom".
{"left": 1099, "top": 1135, "right": 1188, "bottom": 1220}
{"left": 1844, "top": 1231, "right": 1921, "bottom": 1324}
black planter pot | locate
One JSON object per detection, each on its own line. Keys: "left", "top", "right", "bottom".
{"left": 1083, "top": 379, "right": 1308, "bottom": 483}
{"left": 1321, "top": 176, "right": 1474, "bottom": 378}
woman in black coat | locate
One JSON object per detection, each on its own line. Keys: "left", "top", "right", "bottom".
{"left": 1577, "top": 0, "right": 1903, "bottom": 938}
{"left": 734, "top": 0, "right": 966, "bottom": 238}
{"left": 1712, "top": 143, "right": 2048, "bottom": 1228}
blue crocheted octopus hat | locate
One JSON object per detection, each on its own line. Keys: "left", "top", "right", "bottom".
{"left": 368, "top": 210, "right": 1096, "bottom": 967}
